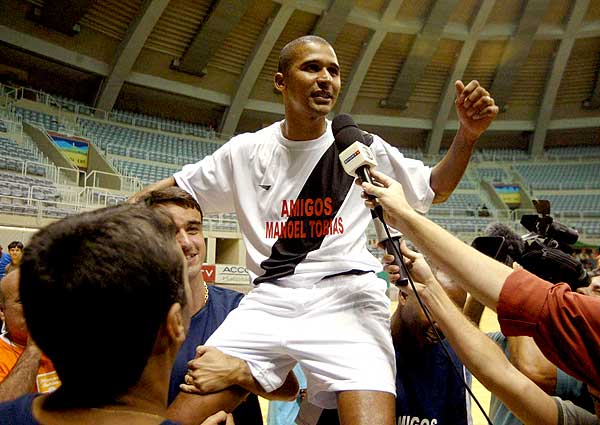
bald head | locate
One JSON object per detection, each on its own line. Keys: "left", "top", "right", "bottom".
{"left": 278, "top": 35, "right": 333, "bottom": 75}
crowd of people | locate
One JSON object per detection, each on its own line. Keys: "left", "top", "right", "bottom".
{"left": 0, "top": 35, "right": 597, "bottom": 425}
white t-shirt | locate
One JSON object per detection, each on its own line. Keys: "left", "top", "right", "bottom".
{"left": 174, "top": 120, "right": 434, "bottom": 287}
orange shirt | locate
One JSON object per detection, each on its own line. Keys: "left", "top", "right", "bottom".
{"left": 0, "top": 335, "right": 60, "bottom": 393}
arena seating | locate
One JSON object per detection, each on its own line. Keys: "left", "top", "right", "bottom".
{"left": 111, "top": 158, "right": 179, "bottom": 185}
{"left": 476, "top": 167, "right": 512, "bottom": 183}
{"left": 79, "top": 118, "right": 220, "bottom": 165}
{"left": 15, "top": 107, "right": 67, "bottom": 133}
{"left": 545, "top": 145, "right": 600, "bottom": 160}
{"left": 533, "top": 193, "right": 600, "bottom": 218}
{"left": 513, "top": 163, "right": 600, "bottom": 190}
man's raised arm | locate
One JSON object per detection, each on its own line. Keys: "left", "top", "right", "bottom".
{"left": 430, "top": 80, "right": 498, "bottom": 203}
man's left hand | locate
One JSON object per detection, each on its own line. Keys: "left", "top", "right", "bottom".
{"left": 180, "top": 346, "right": 247, "bottom": 394}
{"left": 455, "top": 80, "right": 498, "bottom": 143}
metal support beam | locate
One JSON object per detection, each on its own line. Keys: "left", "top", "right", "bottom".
{"left": 382, "top": 0, "right": 461, "bottom": 110}
{"left": 490, "top": 0, "right": 551, "bottom": 112}
{"left": 95, "top": 0, "right": 169, "bottom": 114}
{"left": 530, "top": 0, "right": 589, "bottom": 156}
{"left": 219, "top": 4, "right": 295, "bottom": 136}
{"left": 335, "top": 0, "right": 405, "bottom": 115}
{"left": 174, "top": 0, "right": 251, "bottom": 76}
{"left": 312, "top": 0, "right": 353, "bottom": 43}
{"left": 34, "top": 0, "right": 94, "bottom": 36}
{"left": 426, "top": 0, "right": 496, "bottom": 155}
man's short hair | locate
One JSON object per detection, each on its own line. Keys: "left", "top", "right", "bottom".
{"left": 140, "top": 186, "right": 203, "bottom": 221}
{"left": 277, "top": 35, "right": 332, "bottom": 75}
{"left": 7, "top": 241, "right": 23, "bottom": 251}
{"left": 19, "top": 204, "right": 185, "bottom": 409}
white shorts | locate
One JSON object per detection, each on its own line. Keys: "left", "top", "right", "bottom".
{"left": 205, "top": 272, "right": 396, "bottom": 409}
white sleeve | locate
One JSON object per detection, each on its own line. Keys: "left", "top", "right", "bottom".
{"left": 173, "top": 142, "right": 236, "bottom": 214}
{"left": 371, "top": 135, "right": 434, "bottom": 214}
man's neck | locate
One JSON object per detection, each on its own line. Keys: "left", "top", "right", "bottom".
{"left": 281, "top": 114, "right": 327, "bottom": 141}
{"left": 189, "top": 275, "right": 207, "bottom": 315}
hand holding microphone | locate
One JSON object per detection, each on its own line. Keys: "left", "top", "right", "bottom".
{"left": 333, "top": 114, "right": 410, "bottom": 285}
{"left": 332, "top": 114, "right": 381, "bottom": 217}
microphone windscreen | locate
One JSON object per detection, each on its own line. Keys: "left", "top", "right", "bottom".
{"left": 484, "top": 222, "right": 525, "bottom": 263}
{"left": 332, "top": 114, "right": 364, "bottom": 151}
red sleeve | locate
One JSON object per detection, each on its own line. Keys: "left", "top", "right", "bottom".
{"left": 497, "top": 269, "right": 600, "bottom": 393}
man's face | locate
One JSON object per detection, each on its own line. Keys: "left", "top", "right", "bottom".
{"left": 397, "top": 289, "right": 439, "bottom": 350}
{"left": 158, "top": 204, "right": 206, "bottom": 284}
{"left": 577, "top": 275, "right": 600, "bottom": 298}
{"left": 9, "top": 247, "right": 22, "bottom": 264}
{"left": 396, "top": 273, "right": 465, "bottom": 351}
{"left": 276, "top": 41, "right": 341, "bottom": 119}
{"left": 0, "top": 270, "right": 28, "bottom": 346}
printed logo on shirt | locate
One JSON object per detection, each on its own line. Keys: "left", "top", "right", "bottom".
{"left": 397, "top": 417, "right": 438, "bottom": 425}
{"left": 255, "top": 135, "right": 373, "bottom": 284}
{"left": 264, "top": 197, "right": 344, "bottom": 239}
{"left": 37, "top": 370, "right": 61, "bottom": 393}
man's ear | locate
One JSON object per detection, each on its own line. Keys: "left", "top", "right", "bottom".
{"left": 165, "top": 303, "right": 186, "bottom": 345}
{"left": 274, "top": 72, "right": 285, "bottom": 93}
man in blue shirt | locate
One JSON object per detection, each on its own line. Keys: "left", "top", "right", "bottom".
{"left": 141, "top": 187, "right": 298, "bottom": 425}
{"left": 389, "top": 263, "right": 472, "bottom": 425}
{"left": 0, "top": 244, "right": 12, "bottom": 281}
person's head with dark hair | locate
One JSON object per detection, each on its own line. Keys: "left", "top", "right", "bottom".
{"left": 141, "top": 186, "right": 203, "bottom": 219}
{"left": 140, "top": 187, "right": 207, "bottom": 315}
{"left": 7, "top": 241, "right": 24, "bottom": 266}
{"left": 274, "top": 35, "right": 341, "bottom": 124}
{"left": 19, "top": 204, "right": 190, "bottom": 416}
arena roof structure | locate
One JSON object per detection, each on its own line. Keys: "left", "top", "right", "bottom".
{"left": 1, "top": 0, "right": 600, "bottom": 153}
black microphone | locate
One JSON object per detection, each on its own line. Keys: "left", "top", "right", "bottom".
{"left": 371, "top": 210, "right": 410, "bottom": 286}
{"left": 332, "top": 114, "right": 382, "bottom": 219}
{"left": 333, "top": 114, "right": 408, "bottom": 284}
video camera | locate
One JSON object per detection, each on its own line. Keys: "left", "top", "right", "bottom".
{"left": 472, "top": 200, "right": 589, "bottom": 291}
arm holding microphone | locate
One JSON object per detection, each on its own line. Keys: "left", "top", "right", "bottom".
{"left": 396, "top": 243, "right": 560, "bottom": 425}
{"left": 359, "top": 169, "right": 511, "bottom": 310}
{"left": 359, "top": 170, "right": 600, "bottom": 415}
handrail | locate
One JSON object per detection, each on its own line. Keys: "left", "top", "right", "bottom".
{"left": 85, "top": 169, "right": 143, "bottom": 192}
{"left": 11, "top": 86, "right": 231, "bottom": 141}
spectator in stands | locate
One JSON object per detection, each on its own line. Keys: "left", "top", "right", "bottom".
{"left": 0, "top": 244, "right": 11, "bottom": 281}
{"left": 141, "top": 187, "right": 297, "bottom": 425}
{"left": 134, "top": 35, "right": 497, "bottom": 424}
{"left": 359, "top": 169, "right": 600, "bottom": 420}
{"left": 5, "top": 241, "right": 23, "bottom": 276}
{"left": 0, "top": 269, "right": 60, "bottom": 401}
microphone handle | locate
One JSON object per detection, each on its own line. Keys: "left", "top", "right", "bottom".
{"left": 382, "top": 236, "right": 410, "bottom": 287}
{"left": 356, "top": 166, "right": 384, "bottom": 220}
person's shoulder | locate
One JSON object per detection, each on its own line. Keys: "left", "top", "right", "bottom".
{"left": 0, "top": 393, "right": 39, "bottom": 423}
{"left": 228, "top": 122, "right": 280, "bottom": 145}
{"left": 208, "top": 285, "right": 245, "bottom": 310}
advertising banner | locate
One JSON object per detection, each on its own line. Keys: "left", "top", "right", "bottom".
{"left": 48, "top": 132, "right": 90, "bottom": 170}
